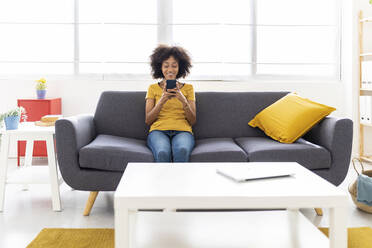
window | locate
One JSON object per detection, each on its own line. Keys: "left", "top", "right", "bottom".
{"left": 0, "top": 0, "right": 341, "bottom": 81}
{"left": 255, "top": 0, "right": 340, "bottom": 79}
{"left": 78, "top": 0, "right": 157, "bottom": 78}
{"left": 0, "top": 0, "right": 74, "bottom": 75}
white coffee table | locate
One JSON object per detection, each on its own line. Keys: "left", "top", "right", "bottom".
{"left": 0, "top": 122, "right": 62, "bottom": 211}
{"left": 114, "top": 162, "right": 348, "bottom": 248}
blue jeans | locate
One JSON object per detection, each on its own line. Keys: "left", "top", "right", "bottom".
{"left": 147, "top": 130, "right": 195, "bottom": 162}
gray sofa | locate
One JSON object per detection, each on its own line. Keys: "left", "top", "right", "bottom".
{"left": 55, "top": 91, "right": 353, "bottom": 214}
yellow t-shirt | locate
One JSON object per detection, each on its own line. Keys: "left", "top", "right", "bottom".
{"left": 145, "top": 83, "right": 195, "bottom": 133}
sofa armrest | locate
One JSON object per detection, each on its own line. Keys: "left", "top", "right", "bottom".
{"left": 303, "top": 117, "right": 353, "bottom": 186}
{"left": 304, "top": 117, "right": 352, "bottom": 152}
{"left": 55, "top": 114, "right": 96, "bottom": 173}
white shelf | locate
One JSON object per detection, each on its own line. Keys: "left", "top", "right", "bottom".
{"left": 360, "top": 156, "right": 372, "bottom": 163}
{"left": 361, "top": 123, "right": 372, "bottom": 128}
{"left": 6, "top": 166, "right": 62, "bottom": 185}
{"left": 360, "top": 88, "right": 372, "bottom": 91}
{"left": 360, "top": 53, "right": 372, "bottom": 57}
{"left": 360, "top": 17, "right": 372, "bottom": 23}
{"left": 358, "top": 11, "right": 372, "bottom": 159}
{"left": 132, "top": 211, "right": 330, "bottom": 248}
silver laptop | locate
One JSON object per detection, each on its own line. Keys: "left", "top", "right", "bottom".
{"left": 216, "top": 167, "right": 295, "bottom": 182}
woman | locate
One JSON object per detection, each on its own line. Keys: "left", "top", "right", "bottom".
{"left": 145, "top": 45, "right": 196, "bottom": 162}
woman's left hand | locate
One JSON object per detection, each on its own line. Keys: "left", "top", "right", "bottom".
{"left": 169, "top": 82, "right": 188, "bottom": 106}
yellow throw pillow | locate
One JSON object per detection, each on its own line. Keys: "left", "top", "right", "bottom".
{"left": 248, "top": 93, "right": 336, "bottom": 144}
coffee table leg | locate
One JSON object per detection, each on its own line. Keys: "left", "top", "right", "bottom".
{"left": 129, "top": 210, "right": 137, "bottom": 248}
{"left": 329, "top": 207, "right": 347, "bottom": 248}
{"left": 287, "top": 209, "right": 300, "bottom": 247}
{"left": 0, "top": 133, "right": 10, "bottom": 212}
{"left": 115, "top": 208, "right": 129, "bottom": 248}
{"left": 46, "top": 135, "right": 61, "bottom": 211}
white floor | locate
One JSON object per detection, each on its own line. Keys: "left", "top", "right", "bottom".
{"left": 0, "top": 158, "right": 372, "bottom": 248}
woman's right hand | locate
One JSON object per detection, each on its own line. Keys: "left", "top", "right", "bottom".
{"left": 159, "top": 83, "right": 176, "bottom": 104}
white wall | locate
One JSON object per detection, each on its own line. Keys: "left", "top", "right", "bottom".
{"left": 0, "top": 79, "right": 346, "bottom": 118}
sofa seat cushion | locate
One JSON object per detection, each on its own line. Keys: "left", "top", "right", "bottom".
{"left": 190, "top": 138, "right": 248, "bottom": 162}
{"left": 79, "top": 134, "right": 154, "bottom": 172}
{"left": 235, "top": 137, "right": 331, "bottom": 170}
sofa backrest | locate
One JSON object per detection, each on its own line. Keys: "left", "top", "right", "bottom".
{"left": 94, "top": 91, "right": 289, "bottom": 140}
{"left": 94, "top": 91, "right": 149, "bottom": 140}
{"left": 193, "top": 92, "right": 288, "bottom": 139}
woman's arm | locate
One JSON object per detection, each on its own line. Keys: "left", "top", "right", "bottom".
{"left": 145, "top": 98, "right": 162, "bottom": 126}
{"left": 172, "top": 83, "right": 197, "bottom": 126}
{"left": 183, "top": 100, "right": 196, "bottom": 126}
{"left": 145, "top": 85, "right": 174, "bottom": 126}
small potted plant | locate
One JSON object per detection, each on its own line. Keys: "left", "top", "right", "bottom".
{"left": 35, "top": 78, "right": 47, "bottom": 99}
{"left": 0, "top": 107, "right": 27, "bottom": 130}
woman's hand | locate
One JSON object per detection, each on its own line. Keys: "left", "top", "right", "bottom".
{"left": 167, "top": 82, "right": 188, "bottom": 106}
{"left": 159, "top": 82, "right": 176, "bottom": 104}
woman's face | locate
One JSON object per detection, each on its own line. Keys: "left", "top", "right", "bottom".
{"left": 161, "top": 56, "right": 179, "bottom": 80}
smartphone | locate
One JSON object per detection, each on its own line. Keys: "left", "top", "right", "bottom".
{"left": 166, "top": 80, "right": 177, "bottom": 90}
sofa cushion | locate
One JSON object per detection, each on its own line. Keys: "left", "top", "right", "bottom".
{"left": 235, "top": 137, "right": 331, "bottom": 170}
{"left": 190, "top": 138, "right": 248, "bottom": 162}
{"left": 248, "top": 93, "right": 335, "bottom": 144}
{"left": 79, "top": 134, "right": 154, "bottom": 172}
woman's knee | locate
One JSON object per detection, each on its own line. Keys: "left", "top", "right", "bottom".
{"left": 173, "top": 146, "right": 191, "bottom": 155}
{"left": 173, "top": 146, "right": 192, "bottom": 162}
{"left": 155, "top": 149, "right": 171, "bottom": 162}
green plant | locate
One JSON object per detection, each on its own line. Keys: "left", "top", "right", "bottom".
{"left": 35, "top": 78, "right": 47, "bottom": 90}
{"left": 0, "top": 106, "right": 27, "bottom": 123}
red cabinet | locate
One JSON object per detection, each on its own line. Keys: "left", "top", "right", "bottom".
{"left": 17, "top": 98, "right": 62, "bottom": 165}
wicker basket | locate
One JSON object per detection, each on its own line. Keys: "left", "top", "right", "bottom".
{"left": 348, "top": 158, "right": 372, "bottom": 213}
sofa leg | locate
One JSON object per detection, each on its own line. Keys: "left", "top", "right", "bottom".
{"left": 314, "top": 208, "right": 323, "bottom": 216}
{"left": 83, "top": 191, "right": 99, "bottom": 216}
